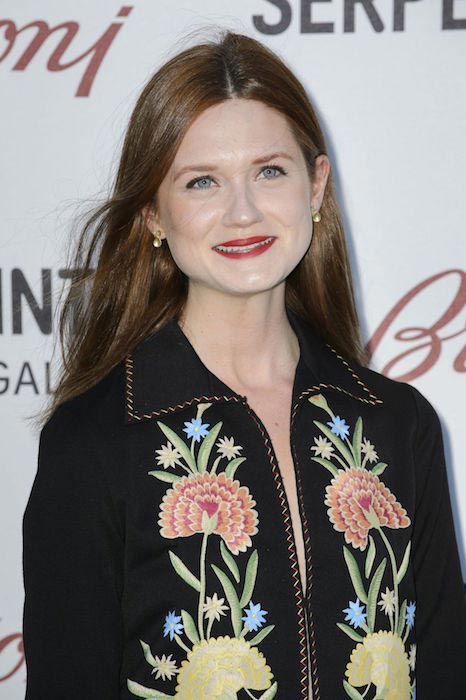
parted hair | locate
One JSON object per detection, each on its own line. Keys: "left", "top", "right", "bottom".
{"left": 40, "top": 28, "right": 369, "bottom": 426}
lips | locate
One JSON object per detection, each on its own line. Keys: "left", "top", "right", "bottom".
{"left": 213, "top": 235, "right": 276, "bottom": 258}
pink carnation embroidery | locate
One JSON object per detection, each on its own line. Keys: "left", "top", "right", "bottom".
{"left": 159, "top": 472, "right": 258, "bottom": 554}
{"left": 325, "top": 467, "right": 410, "bottom": 550}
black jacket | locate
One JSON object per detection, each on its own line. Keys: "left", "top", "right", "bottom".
{"left": 22, "top": 310, "right": 466, "bottom": 699}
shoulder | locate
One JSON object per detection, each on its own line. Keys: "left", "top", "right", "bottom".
{"left": 348, "top": 356, "right": 441, "bottom": 430}
{"left": 41, "top": 360, "right": 127, "bottom": 447}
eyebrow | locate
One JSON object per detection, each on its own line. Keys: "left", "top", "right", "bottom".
{"left": 173, "top": 151, "right": 294, "bottom": 182}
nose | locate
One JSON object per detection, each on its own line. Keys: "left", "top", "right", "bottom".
{"left": 221, "top": 181, "right": 264, "bottom": 229}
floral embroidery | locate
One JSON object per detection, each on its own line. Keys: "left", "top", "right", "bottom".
{"left": 361, "top": 437, "right": 378, "bottom": 464}
{"left": 183, "top": 416, "right": 210, "bottom": 442}
{"left": 152, "top": 654, "right": 179, "bottom": 681}
{"left": 324, "top": 467, "right": 410, "bottom": 551}
{"left": 159, "top": 471, "right": 258, "bottom": 554}
{"left": 127, "top": 402, "right": 277, "bottom": 699}
{"left": 242, "top": 601, "right": 268, "bottom": 632}
{"left": 202, "top": 593, "right": 229, "bottom": 622}
{"left": 378, "top": 587, "right": 396, "bottom": 616}
{"left": 408, "top": 643, "right": 416, "bottom": 672}
{"left": 175, "top": 637, "right": 273, "bottom": 699}
{"left": 308, "top": 393, "right": 415, "bottom": 700}
{"left": 216, "top": 435, "right": 243, "bottom": 460}
{"left": 327, "top": 415, "right": 350, "bottom": 439}
{"left": 343, "top": 598, "right": 367, "bottom": 629}
{"left": 405, "top": 601, "right": 416, "bottom": 628}
{"left": 163, "top": 611, "right": 184, "bottom": 641}
{"left": 311, "top": 435, "right": 335, "bottom": 460}
{"left": 156, "top": 441, "right": 184, "bottom": 470}
{"left": 346, "top": 631, "right": 411, "bottom": 700}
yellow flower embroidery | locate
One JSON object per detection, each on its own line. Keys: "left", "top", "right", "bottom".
{"left": 346, "top": 631, "right": 411, "bottom": 700}
{"left": 175, "top": 636, "right": 273, "bottom": 699}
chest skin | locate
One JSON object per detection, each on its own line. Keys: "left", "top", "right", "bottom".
{"left": 230, "top": 383, "right": 309, "bottom": 596}
{"left": 243, "top": 386, "right": 312, "bottom": 700}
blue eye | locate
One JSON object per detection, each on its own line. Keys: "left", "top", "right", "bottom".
{"left": 186, "top": 175, "right": 214, "bottom": 190}
{"left": 186, "top": 164, "right": 287, "bottom": 190}
{"left": 261, "top": 164, "right": 287, "bottom": 178}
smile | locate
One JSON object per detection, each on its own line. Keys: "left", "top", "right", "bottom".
{"left": 213, "top": 236, "right": 276, "bottom": 258}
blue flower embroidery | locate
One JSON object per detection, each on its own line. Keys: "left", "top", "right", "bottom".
{"left": 242, "top": 601, "right": 268, "bottom": 632}
{"left": 327, "top": 416, "right": 350, "bottom": 439}
{"left": 343, "top": 598, "right": 367, "bottom": 629}
{"left": 411, "top": 688, "right": 416, "bottom": 700}
{"left": 406, "top": 601, "right": 416, "bottom": 627}
{"left": 163, "top": 610, "right": 184, "bottom": 640}
{"left": 183, "top": 417, "right": 210, "bottom": 442}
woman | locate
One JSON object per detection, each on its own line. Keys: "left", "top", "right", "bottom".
{"left": 22, "top": 30, "right": 465, "bottom": 700}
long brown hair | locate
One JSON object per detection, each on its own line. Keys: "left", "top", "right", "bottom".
{"left": 41, "top": 28, "right": 369, "bottom": 427}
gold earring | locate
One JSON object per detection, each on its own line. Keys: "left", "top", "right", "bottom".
{"left": 312, "top": 209, "right": 321, "bottom": 223}
{"left": 152, "top": 229, "right": 163, "bottom": 248}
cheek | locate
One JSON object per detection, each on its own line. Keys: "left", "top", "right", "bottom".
{"left": 276, "top": 195, "right": 313, "bottom": 242}
{"left": 164, "top": 224, "right": 211, "bottom": 278}
{"left": 165, "top": 234, "right": 196, "bottom": 272}
{"left": 167, "top": 195, "right": 217, "bottom": 236}
{"left": 271, "top": 178, "right": 311, "bottom": 219}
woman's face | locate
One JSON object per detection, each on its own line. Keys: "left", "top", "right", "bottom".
{"left": 150, "top": 98, "right": 329, "bottom": 299}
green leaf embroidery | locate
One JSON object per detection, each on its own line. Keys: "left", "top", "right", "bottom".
{"left": 139, "top": 640, "right": 157, "bottom": 668}
{"left": 181, "top": 609, "right": 200, "bottom": 645}
{"left": 197, "top": 421, "right": 223, "bottom": 473}
{"left": 371, "top": 462, "right": 388, "bottom": 476}
{"left": 168, "top": 551, "right": 201, "bottom": 592}
{"left": 147, "top": 470, "right": 181, "bottom": 484}
{"left": 224, "top": 457, "right": 246, "bottom": 479}
{"left": 314, "top": 420, "right": 355, "bottom": 467}
{"left": 258, "top": 681, "right": 278, "bottom": 699}
{"left": 211, "top": 564, "right": 242, "bottom": 637}
{"left": 343, "top": 546, "right": 367, "bottom": 604}
{"left": 156, "top": 422, "right": 197, "bottom": 472}
{"left": 201, "top": 510, "right": 218, "bottom": 535}
{"left": 352, "top": 417, "right": 363, "bottom": 467}
{"left": 248, "top": 624, "right": 275, "bottom": 646}
{"left": 398, "top": 599, "right": 407, "bottom": 636}
{"left": 310, "top": 456, "right": 339, "bottom": 477}
{"left": 366, "top": 557, "right": 387, "bottom": 632}
{"left": 239, "top": 550, "right": 259, "bottom": 608}
{"left": 365, "top": 535, "right": 376, "bottom": 578}
{"left": 336, "top": 622, "right": 364, "bottom": 643}
{"left": 127, "top": 679, "right": 173, "bottom": 698}
{"left": 396, "top": 540, "right": 411, "bottom": 585}
{"left": 343, "top": 680, "right": 365, "bottom": 700}
{"left": 196, "top": 402, "right": 212, "bottom": 419}
{"left": 220, "top": 540, "right": 240, "bottom": 583}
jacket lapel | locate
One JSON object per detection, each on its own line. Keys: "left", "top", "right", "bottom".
{"left": 124, "top": 318, "right": 241, "bottom": 423}
{"left": 287, "top": 311, "right": 383, "bottom": 408}
{"left": 124, "top": 310, "right": 383, "bottom": 424}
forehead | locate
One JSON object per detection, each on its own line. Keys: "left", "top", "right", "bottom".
{"left": 172, "top": 99, "right": 299, "bottom": 166}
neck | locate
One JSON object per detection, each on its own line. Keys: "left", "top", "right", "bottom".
{"left": 178, "top": 284, "right": 300, "bottom": 390}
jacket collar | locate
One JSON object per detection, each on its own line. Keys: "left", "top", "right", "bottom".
{"left": 124, "top": 309, "right": 382, "bottom": 423}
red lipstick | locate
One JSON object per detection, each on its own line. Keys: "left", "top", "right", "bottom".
{"left": 213, "top": 235, "right": 276, "bottom": 259}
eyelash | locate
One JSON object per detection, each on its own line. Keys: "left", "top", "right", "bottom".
{"left": 185, "top": 163, "right": 288, "bottom": 190}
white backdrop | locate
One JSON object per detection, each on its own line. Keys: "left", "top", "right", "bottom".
{"left": 1, "top": 1, "right": 465, "bottom": 694}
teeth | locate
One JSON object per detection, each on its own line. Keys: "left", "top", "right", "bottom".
{"left": 215, "top": 237, "right": 274, "bottom": 253}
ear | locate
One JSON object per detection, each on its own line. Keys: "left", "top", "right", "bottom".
{"left": 311, "top": 154, "right": 331, "bottom": 211}
{"left": 141, "top": 205, "right": 165, "bottom": 237}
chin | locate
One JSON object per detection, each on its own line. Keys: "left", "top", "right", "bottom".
{"left": 216, "top": 277, "right": 286, "bottom": 297}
